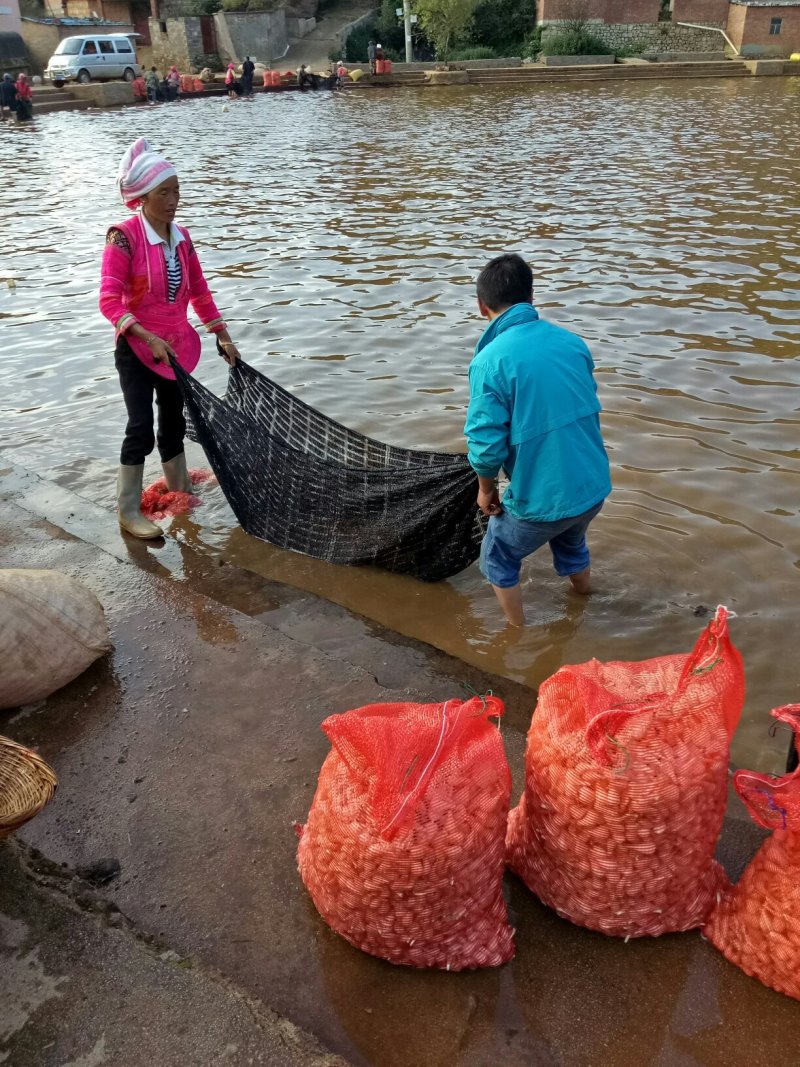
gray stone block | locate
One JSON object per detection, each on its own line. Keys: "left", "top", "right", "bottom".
{"left": 541, "top": 54, "right": 615, "bottom": 67}
{"left": 745, "top": 59, "right": 788, "bottom": 76}
{"left": 425, "top": 69, "right": 469, "bottom": 84}
{"left": 648, "top": 51, "right": 728, "bottom": 62}
{"left": 69, "top": 82, "right": 134, "bottom": 108}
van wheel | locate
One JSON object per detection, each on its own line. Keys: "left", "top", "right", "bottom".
{"left": 77, "top": 69, "right": 91, "bottom": 84}
{"left": 123, "top": 67, "right": 135, "bottom": 81}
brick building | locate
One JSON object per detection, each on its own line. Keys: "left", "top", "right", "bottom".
{"left": 0, "top": 0, "right": 22, "bottom": 36}
{"left": 538, "top": 0, "right": 661, "bottom": 20}
{"left": 538, "top": 0, "right": 800, "bottom": 55}
{"left": 672, "top": 0, "right": 730, "bottom": 22}
{"left": 726, "top": 1, "right": 800, "bottom": 54}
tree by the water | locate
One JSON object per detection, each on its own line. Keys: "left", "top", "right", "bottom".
{"left": 470, "top": 0, "right": 536, "bottom": 54}
{"left": 415, "top": 0, "right": 481, "bottom": 60}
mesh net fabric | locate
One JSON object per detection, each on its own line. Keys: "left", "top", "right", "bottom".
{"left": 705, "top": 705, "right": 800, "bottom": 1001}
{"left": 297, "top": 696, "right": 515, "bottom": 970}
{"left": 174, "top": 359, "right": 485, "bottom": 581}
{"left": 506, "top": 606, "right": 745, "bottom": 938}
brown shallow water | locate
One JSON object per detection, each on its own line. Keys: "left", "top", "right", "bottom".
{"left": 1, "top": 78, "right": 799, "bottom": 771}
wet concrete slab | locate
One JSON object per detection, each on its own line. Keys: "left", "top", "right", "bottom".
{"left": 0, "top": 843, "right": 345, "bottom": 1067}
{"left": 1, "top": 466, "right": 798, "bottom": 1066}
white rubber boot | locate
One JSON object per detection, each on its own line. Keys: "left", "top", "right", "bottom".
{"left": 117, "top": 464, "right": 162, "bottom": 539}
{"left": 161, "top": 452, "right": 193, "bottom": 493}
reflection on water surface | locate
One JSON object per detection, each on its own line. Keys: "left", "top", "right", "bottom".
{"left": 1, "top": 78, "right": 799, "bottom": 769}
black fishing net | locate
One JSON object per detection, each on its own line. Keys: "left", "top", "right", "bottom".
{"left": 175, "top": 359, "right": 485, "bottom": 582}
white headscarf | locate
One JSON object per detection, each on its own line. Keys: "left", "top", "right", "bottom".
{"left": 117, "top": 137, "right": 177, "bottom": 210}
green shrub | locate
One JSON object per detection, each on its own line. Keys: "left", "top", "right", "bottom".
{"left": 539, "top": 29, "right": 612, "bottom": 56}
{"left": 186, "top": 0, "right": 221, "bottom": 13}
{"left": 614, "top": 42, "right": 646, "bottom": 58}
{"left": 470, "top": 0, "right": 535, "bottom": 55}
{"left": 339, "top": 19, "right": 406, "bottom": 63}
{"left": 339, "top": 20, "right": 378, "bottom": 62}
{"left": 376, "top": 0, "right": 411, "bottom": 51}
{"left": 448, "top": 45, "right": 496, "bottom": 59}
{"left": 221, "top": 0, "right": 280, "bottom": 10}
{"left": 521, "top": 25, "right": 541, "bottom": 57}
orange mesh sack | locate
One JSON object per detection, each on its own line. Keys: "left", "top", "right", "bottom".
{"left": 705, "top": 705, "right": 800, "bottom": 1001}
{"left": 297, "top": 696, "right": 515, "bottom": 970}
{"left": 506, "top": 606, "right": 744, "bottom": 937}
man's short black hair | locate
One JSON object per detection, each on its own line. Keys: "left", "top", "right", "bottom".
{"left": 476, "top": 253, "right": 533, "bottom": 312}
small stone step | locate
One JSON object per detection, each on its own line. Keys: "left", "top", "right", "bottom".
{"left": 33, "top": 97, "right": 90, "bottom": 114}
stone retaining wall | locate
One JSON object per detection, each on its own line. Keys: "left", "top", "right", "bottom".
{"left": 645, "top": 50, "right": 728, "bottom": 62}
{"left": 541, "top": 53, "right": 615, "bottom": 66}
{"left": 214, "top": 10, "right": 288, "bottom": 66}
{"left": 541, "top": 20, "right": 726, "bottom": 53}
{"left": 286, "top": 16, "right": 315, "bottom": 40}
{"left": 344, "top": 57, "right": 523, "bottom": 71}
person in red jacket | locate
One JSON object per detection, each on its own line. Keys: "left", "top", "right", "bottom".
{"left": 99, "top": 138, "right": 239, "bottom": 539}
{"left": 15, "top": 72, "right": 32, "bottom": 121}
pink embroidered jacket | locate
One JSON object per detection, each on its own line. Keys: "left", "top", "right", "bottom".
{"left": 99, "top": 214, "right": 225, "bottom": 380}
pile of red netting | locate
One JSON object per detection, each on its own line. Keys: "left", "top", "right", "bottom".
{"left": 140, "top": 468, "right": 216, "bottom": 520}
{"left": 506, "top": 606, "right": 745, "bottom": 937}
{"left": 297, "top": 696, "right": 515, "bottom": 970}
{"left": 705, "top": 704, "right": 800, "bottom": 1001}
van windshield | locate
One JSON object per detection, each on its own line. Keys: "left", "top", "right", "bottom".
{"left": 55, "top": 39, "right": 83, "bottom": 55}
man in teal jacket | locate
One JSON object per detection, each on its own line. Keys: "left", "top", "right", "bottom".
{"left": 464, "top": 253, "right": 611, "bottom": 626}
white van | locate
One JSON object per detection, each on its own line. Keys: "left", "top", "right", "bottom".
{"left": 44, "top": 34, "right": 141, "bottom": 84}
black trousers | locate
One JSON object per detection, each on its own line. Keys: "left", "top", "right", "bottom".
{"left": 788, "top": 739, "right": 799, "bottom": 775}
{"left": 115, "top": 336, "right": 186, "bottom": 466}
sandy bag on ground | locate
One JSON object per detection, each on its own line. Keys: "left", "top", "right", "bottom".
{"left": 506, "top": 606, "right": 744, "bottom": 937}
{"left": 705, "top": 704, "right": 800, "bottom": 1000}
{"left": 0, "top": 569, "right": 110, "bottom": 709}
{"left": 297, "top": 695, "right": 515, "bottom": 970}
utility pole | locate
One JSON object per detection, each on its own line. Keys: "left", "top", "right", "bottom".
{"left": 402, "top": 0, "right": 413, "bottom": 63}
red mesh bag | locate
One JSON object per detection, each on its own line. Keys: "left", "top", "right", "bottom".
{"left": 297, "top": 696, "right": 515, "bottom": 970}
{"left": 140, "top": 468, "right": 215, "bottom": 520}
{"left": 705, "top": 705, "right": 800, "bottom": 1000}
{"left": 506, "top": 606, "right": 745, "bottom": 937}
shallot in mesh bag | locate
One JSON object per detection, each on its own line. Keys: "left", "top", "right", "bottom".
{"left": 506, "top": 606, "right": 745, "bottom": 937}
{"left": 705, "top": 704, "right": 800, "bottom": 1001}
{"left": 297, "top": 695, "right": 514, "bottom": 970}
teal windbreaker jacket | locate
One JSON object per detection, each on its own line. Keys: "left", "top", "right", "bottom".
{"left": 464, "top": 302, "right": 611, "bottom": 522}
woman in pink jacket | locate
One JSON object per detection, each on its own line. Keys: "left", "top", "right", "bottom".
{"left": 99, "top": 137, "right": 239, "bottom": 539}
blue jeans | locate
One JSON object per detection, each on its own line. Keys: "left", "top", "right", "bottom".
{"left": 479, "top": 501, "right": 604, "bottom": 588}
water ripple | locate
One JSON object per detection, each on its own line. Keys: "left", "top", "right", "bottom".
{"left": 2, "top": 78, "right": 799, "bottom": 769}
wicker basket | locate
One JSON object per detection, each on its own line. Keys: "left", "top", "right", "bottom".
{"left": 0, "top": 736, "right": 57, "bottom": 839}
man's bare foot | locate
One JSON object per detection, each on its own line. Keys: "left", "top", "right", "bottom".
{"left": 492, "top": 583, "right": 525, "bottom": 627}
{"left": 569, "top": 567, "right": 591, "bottom": 595}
